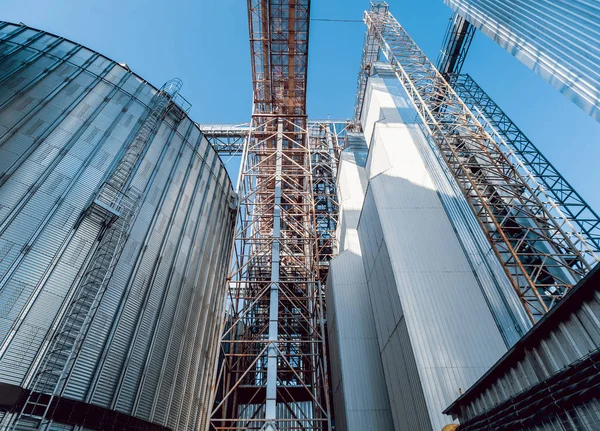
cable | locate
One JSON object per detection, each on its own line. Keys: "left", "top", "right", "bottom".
{"left": 310, "top": 18, "right": 363, "bottom": 23}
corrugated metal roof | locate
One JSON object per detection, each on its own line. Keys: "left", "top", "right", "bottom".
{"left": 444, "top": 263, "right": 600, "bottom": 418}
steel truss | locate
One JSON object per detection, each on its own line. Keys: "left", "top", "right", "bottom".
{"left": 308, "top": 122, "right": 344, "bottom": 281}
{"left": 436, "top": 13, "right": 475, "bottom": 77}
{"left": 450, "top": 73, "right": 600, "bottom": 254}
{"left": 210, "top": 1, "right": 332, "bottom": 430}
{"left": 200, "top": 123, "right": 251, "bottom": 156}
{"left": 203, "top": 120, "right": 346, "bottom": 283}
{"left": 201, "top": 121, "right": 348, "bottom": 156}
{"left": 362, "top": 4, "right": 599, "bottom": 322}
{"left": 353, "top": 3, "right": 388, "bottom": 123}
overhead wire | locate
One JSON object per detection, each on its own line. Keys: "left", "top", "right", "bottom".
{"left": 310, "top": 18, "right": 363, "bottom": 23}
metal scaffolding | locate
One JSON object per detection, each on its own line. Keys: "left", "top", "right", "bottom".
{"left": 359, "top": 3, "right": 600, "bottom": 322}
{"left": 353, "top": 3, "right": 387, "bottom": 123}
{"left": 203, "top": 120, "right": 346, "bottom": 282}
{"left": 201, "top": 120, "right": 346, "bottom": 284}
{"left": 209, "top": 1, "right": 333, "bottom": 430}
{"left": 201, "top": 121, "right": 348, "bottom": 157}
{"left": 308, "top": 122, "right": 347, "bottom": 281}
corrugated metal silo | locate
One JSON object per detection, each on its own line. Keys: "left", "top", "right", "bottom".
{"left": 0, "top": 22, "right": 235, "bottom": 431}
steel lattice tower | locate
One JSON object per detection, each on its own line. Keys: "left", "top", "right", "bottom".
{"left": 357, "top": 3, "right": 599, "bottom": 323}
{"left": 209, "top": 1, "right": 332, "bottom": 430}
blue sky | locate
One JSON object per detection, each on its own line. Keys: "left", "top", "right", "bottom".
{"left": 3, "top": 0, "right": 599, "bottom": 210}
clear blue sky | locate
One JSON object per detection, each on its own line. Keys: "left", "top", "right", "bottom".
{"left": 3, "top": 0, "right": 599, "bottom": 211}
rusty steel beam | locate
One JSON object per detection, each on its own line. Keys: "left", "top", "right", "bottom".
{"left": 209, "top": 1, "right": 333, "bottom": 430}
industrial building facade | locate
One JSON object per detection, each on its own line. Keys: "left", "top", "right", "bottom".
{"left": 0, "top": 22, "right": 235, "bottom": 430}
{"left": 326, "top": 2, "right": 600, "bottom": 430}
{"left": 327, "top": 63, "right": 531, "bottom": 431}
{"left": 1, "top": 0, "right": 600, "bottom": 430}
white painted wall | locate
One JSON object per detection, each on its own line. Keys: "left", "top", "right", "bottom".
{"left": 355, "top": 64, "right": 513, "bottom": 430}
{"left": 326, "top": 133, "right": 394, "bottom": 431}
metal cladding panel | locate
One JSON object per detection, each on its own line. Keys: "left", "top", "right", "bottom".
{"left": 353, "top": 68, "right": 522, "bottom": 430}
{"left": 444, "top": 269, "right": 600, "bottom": 430}
{"left": 133, "top": 142, "right": 204, "bottom": 420}
{"left": 113, "top": 135, "right": 192, "bottom": 415}
{"left": 382, "top": 316, "right": 433, "bottom": 431}
{"left": 0, "top": 219, "right": 98, "bottom": 385}
{"left": 326, "top": 251, "right": 394, "bottom": 431}
{"left": 375, "top": 67, "right": 530, "bottom": 343}
{"left": 327, "top": 131, "right": 394, "bottom": 431}
{"left": 336, "top": 134, "right": 369, "bottom": 253}
{"left": 174, "top": 177, "right": 232, "bottom": 430}
{"left": 365, "top": 66, "right": 530, "bottom": 342}
{"left": 0, "top": 22, "right": 236, "bottom": 430}
{"left": 445, "top": 0, "right": 600, "bottom": 121}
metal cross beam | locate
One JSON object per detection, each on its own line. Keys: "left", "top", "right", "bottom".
{"left": 200, "top": 121, "right": 350, "bottom": 156}
{"left": 198, "top": 123, "right": 250, "bottom": 156}
{"left": 209, "top": 1, "right": 333, "bottom": 430}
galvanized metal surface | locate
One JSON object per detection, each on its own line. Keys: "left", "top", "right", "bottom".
{"left": 355, "top": 65, "right": 519, "bottom": 431}
{"left": 0, "top": 22, "right": 235, "bottom": 431}
{"left": 444, "top": 0, "right": 600, "bottom": 122}
{"left": 444, "top": 265, "right": 600, "bottom": 431}
{"left": 326, "top": 133, "right": 394, "bottom": 431}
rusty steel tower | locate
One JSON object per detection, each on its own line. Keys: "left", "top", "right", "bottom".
{"left": 209, "top": 1, "right": 333, "bottom": 430}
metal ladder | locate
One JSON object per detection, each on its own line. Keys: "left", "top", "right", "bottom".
{"left": 9, "top": 79, "right": 185, "bottom": 431}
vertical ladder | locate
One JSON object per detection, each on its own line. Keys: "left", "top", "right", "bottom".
{"left": 10, "top": 79, "right": 185, "bottom": 431}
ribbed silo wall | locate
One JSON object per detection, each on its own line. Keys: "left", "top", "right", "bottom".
{"left": 0, "top": 22, "right": 235, "bottom": 430}
{"left": 353, "top": 64, "right": 530, "bottom": 430}
{"left": 444, "top": 0, "right": 600, "bottom": 122}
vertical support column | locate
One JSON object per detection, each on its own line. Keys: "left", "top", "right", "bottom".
{"left": 210, "top": 1, "right": 332, "bottom": 429}
{"left": 265, "top": 120, "right": 283, "bottom": 426}
{"left": 325, "top": 125, "right": 338, "bottom": 184}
